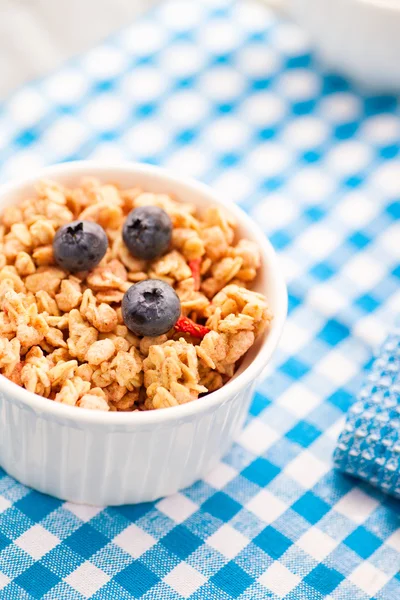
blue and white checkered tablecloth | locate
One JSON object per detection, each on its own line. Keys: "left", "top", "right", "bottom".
{"left": 0, "top": 0, "right": 399, "bottom": 598}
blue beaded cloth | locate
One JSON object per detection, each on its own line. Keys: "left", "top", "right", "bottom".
{"left": 334, "top": 329, "right": 400, "bottom": 498}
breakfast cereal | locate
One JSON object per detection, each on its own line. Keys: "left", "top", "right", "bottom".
{"left": 0, "top": 178, "right": 272, "bottom": 411}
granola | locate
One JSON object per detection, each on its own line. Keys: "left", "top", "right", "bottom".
{"left": 0, "top": 178, "right": 272, "bottom": 411}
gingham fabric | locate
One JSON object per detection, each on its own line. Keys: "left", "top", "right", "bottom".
{"left": 0, "top": 0, "right": 399, "bottom": 598}
{"left": 334, "top": 328, "right": 400, "bottom": 499}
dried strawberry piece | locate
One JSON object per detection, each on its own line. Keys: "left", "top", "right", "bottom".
{"left": 174, "top": 316, "right": 210, "bottom": 339}
{"left": 188, "top": 259, "right": 201, "bottom": 291}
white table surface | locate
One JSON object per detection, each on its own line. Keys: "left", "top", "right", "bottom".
{"left": 0, "top": 0, "right": 154, "bottom": 99}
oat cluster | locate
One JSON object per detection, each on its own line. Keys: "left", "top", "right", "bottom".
{"left": 0, "top": 178, "right": 272, "bottom": 411}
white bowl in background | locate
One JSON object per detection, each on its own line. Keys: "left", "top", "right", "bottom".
{"left": 267, "top": 0, "right": 400, "bottom": 91}
{"left": 0, "top": 162, "right": 287, "bottom": 505}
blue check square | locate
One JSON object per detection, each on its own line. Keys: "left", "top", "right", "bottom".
{"left": 305, "top": 564, "right": 345, "bottom": 595}
{"left": 113, "top": 502, "right": 154, "bottom": 523}
{"left": 254, "top": 526, "right": 292, "bottom": 559}
{"left": 94, "top": 80, "right": 114, "bottom": 93}
{"left": 293, "top": 492, "right": 331, "bottom": 524}
{"left": 344, "top": 527, "right": 382, "bottom": 559}
{"left": 355, "top": 294, "right": 380, "bottom": 313}
{"left": 387, "top": 201, "right": 400, "bottom": 219}
{"left": 115, "top": 561, "right": 159, "bottom": 597}
{"left": 249, "top": 392, "right": 271, "bottom": 417}
{"left": 15, "top": 563, "right": 60, "bottom": 599}
{"left": 288, "top": 293, "right": 301, "bottom": 314}
{"left": 161, "top": 525, "right": 203, "bottom": 559}
{"left": 348, "top": 231, "right": 371, "bottom": 249}
{"left": 0, "top": 532, "right": 11, "bottom": 553}
{"left": 286, "top": 421, "right": 322, "bottom": 448}
{"left": 310, "top": 262, "right": 335, "bottom": 281}
{"left": 280, "top": 357, "right": 310, "bottom": 380}
{"left": 269, "top": 230, "right": 292, "bottom": 250}
{"left": 15, "top": 492, "right": 61, "bottom": 523}
{"left": 211, "top": 561, "right": 254, "bottom": 597}
{"left": 14, "top": 129, "right": 38, "bottom": 148}
{"left": 65, "top": 523, "right": 109, "bottom": 559}
{"left": 305, "top": 206, "right": 325, "bottom": 222}
{"left": 242, "top": 458, "right": 280, "bottom": 487}
{"left": 328, "top": 389, "right": 354, "bottom": 412}
{"left": 318, "top": 319, "right": 350, "bottom": 346}
{"left": 202, "top": 492, "right": 242, "bottom": 521}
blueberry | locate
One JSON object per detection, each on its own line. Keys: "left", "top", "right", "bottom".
{"left": 53, "top": 220, "right": 108, "bottom": 273}
{"left": 122, "top": 279, "right": 181, "bottom": 337}
{"left": 122, "top": 206, "right": 172, "bottom": 260}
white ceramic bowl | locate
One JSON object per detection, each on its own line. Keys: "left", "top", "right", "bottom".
{"left": 270, "top": 0, "right": 400, "bottom": 90}
{"left": 0, "top": 162, "right": 287, "bottom": 505}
